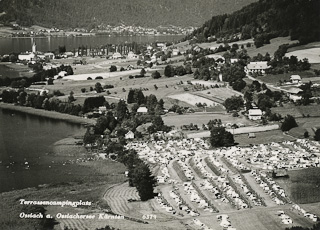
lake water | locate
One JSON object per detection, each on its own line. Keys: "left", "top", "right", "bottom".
{"left": 0, "top": 35, "right": 184, "bottom": 55}
{"left": 0, "top": 108, "right": 90, "bottom": 193}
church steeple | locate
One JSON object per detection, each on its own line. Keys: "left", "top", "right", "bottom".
{"left": 32, "top": 41, "right": 36, "bottom": 53}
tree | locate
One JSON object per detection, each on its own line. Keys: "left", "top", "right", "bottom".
{"left": 140, "top": 68, "right": 146, "bottom": 77}
{"left": 95, "top": 82, "right": 104, "bottom": 93}
{"left": 210, "top": 127, "right": 234, "bottom": 147}
{"left": 131, "top": 162, "right": 156, "bottom": 201}
{"left": 315, "top": 128, "right": 320, "bottom": 141}
{"left": 83, "top": 127, "right": 96, "bottom": 145}
{"left": 152, "top": 71, "right": 161, "bottom": 79}
{"left": 164, "top": 65, "right": 175, "bottom": 77}
{"left": 116, "top": 100, "right": 129, "bottom": 122}
{"left": 47, "top": 77, "right": 54, "bottom": 85}
{"left": 224, "top": 96, "right": 244, "bottom": 112}
{"left": 281, "top": 115, "right": 298, "bottom": 131}
{"left": 68, "top": 91, "right": 75, "bottom": 103}
{"left": 109, "top": 65, "right": 117, "bottom": 72}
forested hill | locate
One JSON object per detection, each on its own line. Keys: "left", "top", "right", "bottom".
{"left": 0, "top": 0, "right": 256, "bottom": 28}
{"left": 185, "top": 0, "right": 320, "bottom": 45}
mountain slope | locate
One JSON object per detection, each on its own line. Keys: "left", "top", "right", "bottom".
{"left": 185, "top": 0, "right": 320, "bottom": 45}
{"left": 0, "top": 0, "right": 256, "bottom": 28}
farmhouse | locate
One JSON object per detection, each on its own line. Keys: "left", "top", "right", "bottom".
{"left": 290, "top": 75, "right": 302, "bottom": 84}
{"left": 172, "top": 49, "right": 180, "bottom": 56}
{"left": 245, "top": 61, "right": 270, "bottom": 74}
{"left": 248, "top": 108, "right": 262, "bottom": 120}
{"left": 112, "top": 52, "right": 123, "bottom": 59}
{"left": 137, "top": 106, "right": 148, "bottom": 114}
{"left": 286, "top": 87, "right": 303, "bottom": 102}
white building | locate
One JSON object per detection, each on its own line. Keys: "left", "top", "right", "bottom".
{"left": 290, "top": 75, "right": 302, "bottom": 84}
{"left": 137, "top": 106, "right": 148, "bottom": 114}
{"left": 248, "top": 109, "right": 263, "bottom": 120}
{"left": 112, "top": 52, "right": 122, "bottom": 59}
{"left": 245, "top": 62, "right": 270, "bottom": 74}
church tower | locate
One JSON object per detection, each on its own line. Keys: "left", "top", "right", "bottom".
{"left": 32, "top": 41, "right": 37, "bottom": 53}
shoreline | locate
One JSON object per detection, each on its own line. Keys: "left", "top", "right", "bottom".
{"left": 0, "top": 103, "right": 96, "bottom": 126}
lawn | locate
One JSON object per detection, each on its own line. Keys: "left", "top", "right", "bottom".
{"left": 163, "top": 112, "right": 254, "bottom": 128}
{"left": 285, "top": 48, "right": 320, "bottom": 64}
{"left": 271, "top": 105, "right": 320, "bottom": 118}
{"left": 234, "top": 129, "right": 295, "bottom": 146}
{"left": 256, "top": 71, "right": 317, "bottom": 85}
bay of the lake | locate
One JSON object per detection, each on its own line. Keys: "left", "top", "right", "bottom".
{"left": 0, "top": 34, "right": 184, "bottom": 55}
{"left": 0, "top": 108, "right": 93, "bottom": 193}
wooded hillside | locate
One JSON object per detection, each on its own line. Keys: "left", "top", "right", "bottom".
{"left": 185, "top": 0, "right": 320, "bottom": 45}
{"left": 0, "top": 0, "right": 256, "bottom": 28}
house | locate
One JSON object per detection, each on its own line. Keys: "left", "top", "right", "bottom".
{"left": 18, "top": 52, "right": 36, "bottom": 61}
{"left": 98, "top": 106, "right": 107, "bottom": 114}
{"left": 112, "top": 52, "right": 122, "bottom": 59}
{"left": 290, "top": 75, "right": 302, "bottom": 84}
{"left": 230, "top": 58, "right": 239, "bottom": 64}
{"left": 125, "top": 131, "right": 135, "bottom": 139}
{"left": 206, "top": 54, "right": 225, "bottom": 64}
{"left": 137, "top": 106, "right": 148, "bottom": 114}
{"left": 248, "top": 109, "right": 262, "bottom": 120}
{"left": 245, "top": 62, "right": 270, "bottom": 74}
{"left": 172, "top": 49, "right": 180, "bottom": 56}
{"left": 286, "top": 87, "right": 303, "bottom": 102}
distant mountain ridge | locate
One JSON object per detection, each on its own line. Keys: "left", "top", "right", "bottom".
{"left": 0, "top": 0, "right": 256, "bottom": 28}
{"left": 185, "top": 0, "right": 320, "bottom": 45}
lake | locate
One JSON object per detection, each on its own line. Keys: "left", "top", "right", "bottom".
{"left": 0, "top": 108, "right": 91, "bottom": 193}
{"left": 0, "top": 34, "right": 184, "bottom": 55}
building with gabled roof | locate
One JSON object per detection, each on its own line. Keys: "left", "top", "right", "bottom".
{"left": 248, "top": 108, "right": 263, "bottom": 120}
{"left": 245, "top": 61, "right": 270, "bottom": 74}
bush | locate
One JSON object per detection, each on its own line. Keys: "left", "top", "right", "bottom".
{"left": 281, "top": 115, "right": 298, "bottom": 131}
{"left": 95, "top": 76, "right": 103, "bottom": 79}
{"left": 87, "top": 77, "right": 92, "bottom": 80}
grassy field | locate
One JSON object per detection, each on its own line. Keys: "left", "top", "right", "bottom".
{"left": 285, "top": 48, "right": 320, "bottom": 64}
{"left": 246, "top": 37, "right": 298, "bottom": 57}
{"left": 39, "top": 73, "right": 195, "bottom": 109}
{"left": 162, "top": 112, "right": 254, "bottom": 127}
{"left": 234, "top": 129, "right": 295, "bottom": 146}
{"left": 256, "top": 70, "right": 317, "bottom": 85}
{"left": 271, "top": 104, "right": 320, "bottom": 118}
{"left": 276, "top": 168, "right": 320, "bottom": 204}
{"left": 0, "top": 62, "right": 33, "bottom": 79}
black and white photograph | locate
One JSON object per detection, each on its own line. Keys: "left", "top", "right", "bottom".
{"left": 0, "top": 0, "right": 320, "bottom": 229}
